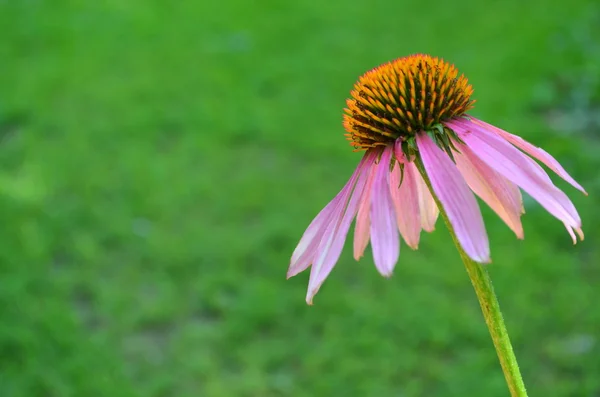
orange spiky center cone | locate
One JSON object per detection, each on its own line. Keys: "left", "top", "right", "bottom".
{"left": 343, "top": 54, "right": 475, "bottom": 151}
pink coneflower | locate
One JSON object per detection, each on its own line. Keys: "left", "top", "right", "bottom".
{"left": 288, "top": 54, "right": 586, "bottom": 304}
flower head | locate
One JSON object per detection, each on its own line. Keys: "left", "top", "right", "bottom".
{"left": 289, "top": 54, "right": 586, "bottom": 304}
{"left": 344, "top": 54, "right": 474, "bottom": 151}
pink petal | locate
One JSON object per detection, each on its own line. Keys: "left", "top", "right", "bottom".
{"left": 390, "top": 161, "right": 421, "bottom": 249}
{"left": 288, "top": 199, "right": 337, "bottom": 278}
{"left": 471, "top": 117, "right": 587, "bottom": 194}
{"left": 288, "top": 153, "right": 370, "bottom": 279}
{"left": 565, "top": 224, "right": 584, "bottom": 244}
{"left": 370, "top": 146, "right": 400, "bottom": 276}
{"left": 416, "top": 133, "right": 491, "bottom": 263}
{"left": 453, "top": 143, "right": 524, "bottom": 239}
{"left": 413, "top": 164, "right": 439, "bottom": 232}
{"left": 448, "top": 119, "right": 582, "bottom": 239}
{"left": 305, "top": 152, "right": 376, "bottom": 304}
{"left": 353, "top": 163, "right": 377, "bottom": 260}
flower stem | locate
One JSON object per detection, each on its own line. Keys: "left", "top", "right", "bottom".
{"left": 415, "top": 158, "right": 528, "bottom": 397}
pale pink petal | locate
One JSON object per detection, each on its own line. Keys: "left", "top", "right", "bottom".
{"left": 305, "top": 152, "right": 376, "bottom": 303}
{"left": 471, "top": 117, "right": 587, "bottom": 194}
{"left": 370, "top": 146, "right": 400, "bottom": 276}
{"left": 566, "top": 226, "right": 576, "bottom": 243}
{"left": 353, "top": 163, "right": 377, "bottom": 260}
{"left": 390, "top": 162, "right": 421, "bottom": 248}
{"left": 289, "top": 153, "right": 371, "bottom": 279}
{"left": 288, "top": 199, "right": 337, "bottom": 278}
{"left": 563, "top": 223, "right": 584, "bottom": 244}
{"left": 413, "top": 163, "right": 439, "bottom": 232}
{"left": 416, "top": 133, "right": 491, "bottom": 263}
{"left": 453, "top": 143, "right": 524, "bottom": 239}
{"left": 448, "top": 119, "right": 582, "bottom": 239}
{"left": 394, "top": 139, "right": 438, "bottom": 233}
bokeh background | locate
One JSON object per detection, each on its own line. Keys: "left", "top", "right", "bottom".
{"left": 1, "top": 1, "right": 599, "bottom": 396}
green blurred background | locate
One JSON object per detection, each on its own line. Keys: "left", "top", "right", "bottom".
{"left": 1, "top": 1, "right": 599, "bottom": 396}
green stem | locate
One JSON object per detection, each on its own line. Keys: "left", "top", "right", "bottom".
{"left": 414, "top": 158, "right": 528, "bottom": 397}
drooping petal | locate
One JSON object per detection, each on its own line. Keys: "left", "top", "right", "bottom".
{"left": 353, "top": 162, "right": 377, "bottom": 260}
{"left": 416, "top": 133, "right": 491, "bottom": 263}
{"left": 471, "top": 117, "right": 587, "bottom": 194}
{"left": 394, "top": 139, "right": 437, "bottom": 233}
{"left": 564, "top": 223, "right": 584, "bottom": 245}
{"left": 453, "top": 143, "right": 524, "bottom": 239}
{"left": 288, "top": 153, "right": 370, "bottom": 279}
{"left": 390, "top": 161, "right": 421, "bottom": 249}
{"left": 448, "top": 119, "right": 583, "bottom": 240}
{"left": 413, "top": 163, "right": 439, "bottom": 232}
{"left": 370, "top": 146, "right": 400, "bottom": 276}
{"left": 287, "top": 199, "right": 337, "bottom": 278}
{"left": 305, "top": 151, "right": 376, "bottom": 304}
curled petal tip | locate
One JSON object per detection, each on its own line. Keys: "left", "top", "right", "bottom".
{"left": 469, "top": 252, "right": 492, "bottom": 264}
{"left": 305, "top": 292, "right": 315, "bottom": 305}
{"left": 567, "top": 228, "right": 576, "bottom": 245}
{"left": 478, "top": 256, "right": 493, "bottom": 265}
{"left": 286, "top": 265, "right": 301, "bottom": 279}
{"left": 577, "top": 228, "right": 584, "bottom": 241}
{"left": 573, "top": 227, "right": 584, "bottom": 243}
{"left": 514, "top": 227, "right": 525, "bottom": 240}
{"left": 566, "top": 225, "right": 584, "bottom": 244}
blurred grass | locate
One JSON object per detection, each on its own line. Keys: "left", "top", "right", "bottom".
{"left": 1, "top": 1, "right": 599, "bottom": 396}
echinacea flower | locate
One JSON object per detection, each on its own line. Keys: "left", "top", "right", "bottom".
{"left": 288, "top": 54, "right": 586, "bottom": 304}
